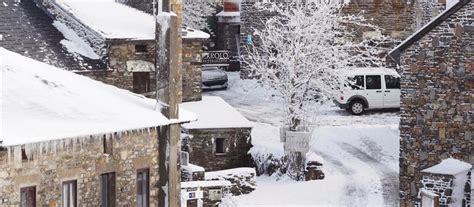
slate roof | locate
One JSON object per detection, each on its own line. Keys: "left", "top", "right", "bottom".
{"left": 388, "top": 0, "right": 471, "bottom": 61}
{"left": 0, "top": 0, "right": 106, "bottom": 71}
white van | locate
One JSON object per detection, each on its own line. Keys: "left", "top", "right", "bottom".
{"left": 333, "top": 68, "right": 401, "bottom": 115}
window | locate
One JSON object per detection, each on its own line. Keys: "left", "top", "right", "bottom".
{"left": 100, "top": 173, "right": 116, "bottom": 207}
{"left": 366, "top": 75, "right": 381, "bottom": 90}
{"left": 133, "top": 72, "right": 150, "bottom": 94}
{"left": 62, "top": 181, "right": 77, "bottom": 207}
{"left": 384, "top": 75, "right": 400, "bottom": 89}
{"left": 347, "top": 75, "right": 364, "bottom": 90}
{"left": 20, "top": 186, "right": 36, "bottom": 207}
{"left": 103, "top": 137, "right": 113, "bottom": 155}
{"left": 135, "top": 44, "right": 148, "bottom": 53}
{"left": 215, "top": 138, "right": 225, "bottom": 154}
{"left": 137, "top": 169, "right": 150, "bottom": 207}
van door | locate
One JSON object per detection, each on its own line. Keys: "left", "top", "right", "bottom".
{"left": 383, "top": 75, "right": 401, "bottom": 107}
{"left": 365, "top": 75, "right": 384, "bottom": 108}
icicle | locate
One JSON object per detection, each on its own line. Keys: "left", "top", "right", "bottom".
{"left": 7, "top": 147, "right": 11, "bottom": 165}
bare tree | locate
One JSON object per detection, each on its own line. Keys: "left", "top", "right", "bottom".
{"left": 182, "top": 0, "right": 219, "bottom": 32}
{"left": 244, "top": 0, "right": 387, "bottom": 180}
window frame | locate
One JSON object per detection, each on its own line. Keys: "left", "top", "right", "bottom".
{"left": 62, "top": 180, "right": 77, "bottom": 207}
{"left": 384, "top": 75, "right": 400, "bottom": 89}
{"left": 20, "top": 186, "right": 36, "bottom": 207}
{"left": 133, "top": 72, "right": 151, "bottom": 94}
{"left": 365, "top": 75, "right": 382, "bottom": 90}
{"left": 136, "top": 169, "right": 150, "bottom": 207}
{"left": 215, "top": 138, "right": 226, "bottom": 155}
{"left": 100, "top": 172, "right": 116, "bottom": 207}
{"left": 135, "top": 44, "right": 148, "bottom": 54}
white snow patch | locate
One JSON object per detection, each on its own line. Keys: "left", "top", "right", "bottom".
{"left": 0, "top": 47, "right": 196, "bottom": 146}
{"left": 183, "top": 163, "right": 205, "bottom": 172}
{"left": 216, "top": 11, "right": 240, "bottom": 17}
{"left": 183, "top": 27, "right": 210, "bottom": 39}
{"left": 55, "top": 0, "right": 155, "bottom": 39}
{"left": 452, "top": 170, "right": 469, "bottom": 206}
{"left": 180, "top": 96, "right": 254, "bottom": 129}
{"left": 52, "top": 21, "right": 100, "bottom": 59}
{"left": 421, "top": 158, "right": 472, "bottom": 176}
{"left": 205, "top": 167, "right": 256, "bottom": 180}
{"left": 181, "top": 180, "right": 231, "bottom": 188}
{"left": 3, "top": 2, "right": 8, "bottom": 7}
{"left": 248, "top": 122, "right": 284, "bottom": 158}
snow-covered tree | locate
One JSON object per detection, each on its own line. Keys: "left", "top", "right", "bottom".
{"left": 243, "top": 0, "right": 387, "bottom": 180}
{"left": 182, "top": 0, "right": 219, "bottom": 32}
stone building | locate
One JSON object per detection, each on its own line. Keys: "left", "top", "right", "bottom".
{"left": 180, "top": 96, "right": 254, "bottom": 171}
{"left": 0, "top": 0, "right": 209, "bottom": 102}
{"left": 0, "top": 48, "right": 196, "bottom": 206}
{"left": 216, "top": 0, "right": 242, "bottom": 71}
{"left": 388, "top": 0, "right": 473, "bottom": 206}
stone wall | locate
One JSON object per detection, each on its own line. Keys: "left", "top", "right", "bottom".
{"left": 188, "top": 128, "right": 253, "bottom": 171}
{"left": 0, "top": 130, "right": 160, "bottom": 206}
{"left": 421, "top": 173, "right": 455, "bottom": 205}
{"left": 398, "top": 2, "right": 473, "bottom": 207}
{"left": 183, "top": 38, "right": 205, "bottom": 102}
{"left": 77, "top": 41, "right": 157, "bottom": 95}
{"left": 205, "top": 168, "right": 257, "bottom": 196}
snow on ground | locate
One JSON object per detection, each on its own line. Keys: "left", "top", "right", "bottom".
{"left": 205, "top": 72, "right": 400, "bottom": 206}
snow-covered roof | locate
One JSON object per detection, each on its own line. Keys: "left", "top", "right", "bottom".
{"left": 205, "top": 167, "right": 256, "bottom": 180}
{"left": 344, "top": 67, "right": 400, "bottom": 77}
{"left": 182, "top": 163, "right": 205, "bottom": 172}
{"left": 216, "top": 11, "right": 240, "bottom": 17}
{"left": 179, "top": 96, "right": 254, "bottom": 129}
{"left": 0, "top": 47, "right": 196, "bottom": 146}
{"left": 421, "top": 158, "right": 472, "bottom": 176}
{"left": 55, "top": 0, "right": 155, "bottom": 39}
{"left": 181, "top": 180, "right": 231, "bottom": 188}
{"left": 55, "top": 0, "right": 210, "bottom": 40}
{"left": 183, "top": 27, "right": 210, "bottom": 39}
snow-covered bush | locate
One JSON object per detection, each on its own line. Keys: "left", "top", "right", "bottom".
{"left": 182, "top": 0, "right": 220, "bottom": 33}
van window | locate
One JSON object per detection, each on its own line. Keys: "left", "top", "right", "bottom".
{"left": 347, "top": 76, "right": 364, "bottom": 90}
{"left": 366, "top": 75, "right": 381, "bottom": 90}
{"left": 384, "top": 75, "right": 400, "bottom": 89}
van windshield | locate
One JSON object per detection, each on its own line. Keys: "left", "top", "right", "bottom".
{"left": 345, "top": 75, "right": 364, "bottom": 90}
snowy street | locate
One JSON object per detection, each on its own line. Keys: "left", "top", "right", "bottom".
{"left": 206, "top": 73, "right": 400, "bottom": 206}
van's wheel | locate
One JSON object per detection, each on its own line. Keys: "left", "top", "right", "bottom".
{"left": 350, "top": 100, "right": 365, "bottom": 115}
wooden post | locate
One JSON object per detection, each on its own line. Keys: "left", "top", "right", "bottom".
{"left": 156, "top": 1, "right": 181, "bottom": 206}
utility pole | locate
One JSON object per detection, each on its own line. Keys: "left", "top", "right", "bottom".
{"left": 155, "top": 0, "right": 181, "bottom": 206}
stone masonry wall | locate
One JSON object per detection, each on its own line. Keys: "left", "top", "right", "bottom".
{"left": 0, "top": 130, "right": 160, "bottom": 206}
{"left": 188, "top": 128, "right": 253, "bottom": 171}
{"left": 80, "top": 41, "right": 157, "bottom": 95}
{"left": 183, "top": 38, "right": 205, "bottom": 102}
{"left": 398, "top": 3, "right": 473, "bottom": 207}
{"left": 421, "top": 174, "right": 455, "bottom": 205}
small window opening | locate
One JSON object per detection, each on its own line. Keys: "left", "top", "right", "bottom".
{"left": 135, "top": 45, "right": 148, "bottom": 53}
{"left": 215, "top": 138, "right": 225, "bottom": 154}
